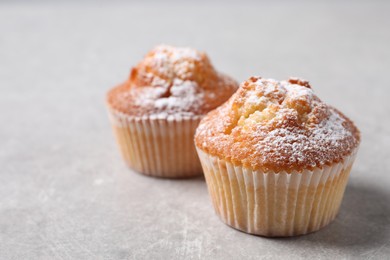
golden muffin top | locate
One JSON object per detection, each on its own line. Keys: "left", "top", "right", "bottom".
{"left": 107, "top": 45, "right": 238, "bottom": 117}
{"left": 195, "top": 76, "right": 360, "bottom": 172}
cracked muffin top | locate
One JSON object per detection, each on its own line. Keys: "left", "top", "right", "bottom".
{"left": 106, "top": 45, "right": 238, "bottom": 118}
{"left": 195, "top": 76, "right": 360, "bottom": 172}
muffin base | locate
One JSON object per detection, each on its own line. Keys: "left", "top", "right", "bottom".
{"left": 108, "top": 108, "right": 203, "bottom": 178}
{"left": 196, "top": 148, "right": 358, "bottom": 237}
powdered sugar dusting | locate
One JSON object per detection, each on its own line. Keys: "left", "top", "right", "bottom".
{"left": 145, "top": 45, "right": 203, "bottom": 80}
{"left": 114, "top": 45, "right": 238, "bottom": 117}
{"left": 151, "top": 80, "right": 205, "bottom": 117}
{"left": 253, "top": 110, "right": 352, "bottom": 168}
{"left": 195, "top": 77, "right": 360, "bottom": 172}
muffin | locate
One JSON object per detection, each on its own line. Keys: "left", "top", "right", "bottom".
{"left": 106, "top": 45, "right": 238, "bottom": 178}
{"left": 195, "top": 76, "right": 360, "bottom": 236}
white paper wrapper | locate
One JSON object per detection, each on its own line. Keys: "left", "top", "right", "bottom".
{"left": 196, "top": 147, "right": 358, "bottom": 237}
{"left": 107, "top": 107, "right": 203, "bottom": 178}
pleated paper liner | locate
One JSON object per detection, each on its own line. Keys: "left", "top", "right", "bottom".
{"left": 196, "top": 147, "right": 358, "bottom": 237}
{"left": 108, "top": 107, "right": 203, "bottom": 178}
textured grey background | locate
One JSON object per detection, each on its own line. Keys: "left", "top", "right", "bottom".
{"left": 0, "top": 1, "right": 389, "bottom": 259}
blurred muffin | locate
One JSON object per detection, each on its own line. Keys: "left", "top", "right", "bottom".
{"left": 195, "top": 76, "right": 360, "bottom": 236}
{"left": 106, "top": 45, "right": 238, "bottom": 178}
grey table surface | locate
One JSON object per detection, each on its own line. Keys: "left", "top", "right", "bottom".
{"left": 1, "top": 1, "right": 390, "bottom": 259}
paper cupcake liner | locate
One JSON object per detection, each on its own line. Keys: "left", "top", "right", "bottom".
{"left": 196, "top": 148, "right": 358, "bottom": 237}
{"left": 107, "top": 107, "right": 203, "bottom": 178}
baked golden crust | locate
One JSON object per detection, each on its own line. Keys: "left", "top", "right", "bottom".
{"left": 195, "top": 76, "right": 361, "bottom": 172}
{"left": 106, "top": 45, "right": 238, "bottom": 117}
